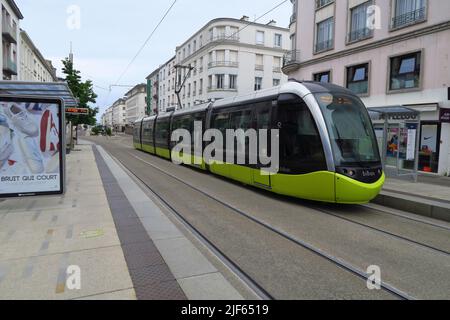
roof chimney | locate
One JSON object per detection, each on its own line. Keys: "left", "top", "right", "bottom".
{"left": 240, "top": 15, "right": 249, "bottom": 22}
{"left": 267, "top": 20, "right": 277, "bottom": 26}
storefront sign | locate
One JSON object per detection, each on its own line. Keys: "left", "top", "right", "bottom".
{"left": 66, "top": 107, "right": 89, "bottom": 115}
{"left": 440, "top": 108, "right": 450, "bottom": 123}
{"left": 0, "top": 96, "right": 65, "bottom": 198}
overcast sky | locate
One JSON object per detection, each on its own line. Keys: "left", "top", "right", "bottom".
{"left": 15, "top": 0, "right": 292, "bottom": 121}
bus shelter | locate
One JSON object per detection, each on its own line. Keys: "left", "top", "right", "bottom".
{"left": 369, "top": 106, "right": 421, "bottom": 182}
{"left": 0, "top": 81, "right": 77, "bottom": 198}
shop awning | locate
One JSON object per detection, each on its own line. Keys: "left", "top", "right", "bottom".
{"left": 368, "top": 105, "right": 420, "bottom": 121}
{"left": 0, "top": 81, "right": 78, "bottom": 107}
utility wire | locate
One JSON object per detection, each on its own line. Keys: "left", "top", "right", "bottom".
{"left": 114, "top": 0, "right": 178, "bottom": 87}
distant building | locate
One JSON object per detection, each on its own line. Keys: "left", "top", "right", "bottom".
{"left": 124, "top": 83, "right": 147, "bottom": 124}
{"left": 19, "top": 29, "right": 57, "bottom": 82}
{"left": 1, "top": 0, "right": 23, "bottom": 80}
{"left": 111, "top": 98, "right": 127, "bottom": 132}
{"left": 158, "top": 56, "right": 176, "bottom": 113}
{"left": 146, "top": 67, "right": 161, "bottom": 115}
{"left": 284, "top": 0, "right": 450, "bottom": 175}
{"left": 145, "top": 16, "right": 290, "bottom": 113}
{"left": 174, "top": 17, "right": 290, "bottom": 109}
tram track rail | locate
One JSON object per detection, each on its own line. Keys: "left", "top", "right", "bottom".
{"left": 108, "top": 148, "right": 415, "bottom": 300}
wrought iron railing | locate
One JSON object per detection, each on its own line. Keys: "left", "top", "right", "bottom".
{"left": 207, "top": 85, "right": 238, "bottom": 92}
{"left": 392, "top": 7, "right": 426, "bottom": 29}
{"left": 347, "top": 27, "right": 374, "bottom": 43}
{"left": 283, "top": 50, "right": 301, "bottom": 67}
{"left": 315, "top": 39, "right": 333, "bottom": 53}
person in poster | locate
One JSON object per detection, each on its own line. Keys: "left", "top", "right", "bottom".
{"left": 0, "top": 101, "right": 61, "bottom": 195}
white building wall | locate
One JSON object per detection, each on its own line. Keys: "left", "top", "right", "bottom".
{"left": 19, "top": 31, "right": 57, "bottom": 82}
{"left": 125, "top": 84, "right": 147, "bottom": 124}
{"left": 174, "top": 18, "right": 290, "bottom": 109}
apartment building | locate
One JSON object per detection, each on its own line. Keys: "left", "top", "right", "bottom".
{"left": 1, "top": 0, "right": 22, "bottom": 80}
{"left": 173, "top": 17, "right": 290, "bottom": 109}
{"left": 124, "top": 83, "right": 147, "bottom": 125}
{"left": 104, "top": 106, "right": 113, "bottom": 128}
{"left": 284, "top": 0, "right": 450, "bottom": 175}
{"left": 19, "top": 30, "right": 57, "bottom": 82}
{"left": 146, "top": 68, "right": 160, "bottom": 115}
{"left": 156, "top": 56, "right": 176, "bottom": 113}
{"left": 111, "top": 98, "right": 127, "bottom": 132}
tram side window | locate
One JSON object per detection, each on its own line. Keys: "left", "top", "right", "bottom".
{"left": 230, "top": 109, "right": 253, "bottom": 164}
{"left": 133, "top": 125, "right": 141, "bottom": 144}
{"left": 278, "top": 101, "right": 327, "bottom": 174}
{"left": 155, "top": 119, "right": 170, "bottom": 147}
{"left": 142, "top": 120, "right": 154, "bottom": 144}
{"left": 211, "top": 112, "right": 230, "bottom": 156}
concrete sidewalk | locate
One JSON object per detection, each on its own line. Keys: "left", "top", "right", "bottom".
{"left": 374, "top": 176, "right": 450, "bottom": 222}
{"left": 0, "top": 144, "right": 135, "bottom": 299}
{"left": 0, "top": 142, "right": 245, "bottom": 300}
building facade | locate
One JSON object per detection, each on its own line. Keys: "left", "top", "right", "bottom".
{"left": 284, "top": 0, "right": 450, "bottom": 175}
{"left": 174, "top": 17, "right": 290, "bottom": 109}
{"left": 146, "top": 68, "right": 160, "bottom": 115}
{"left": 158, "top": 56, "right": 176, "bottom": 113}
{"left": 1, "top": 0, "right": 22, "bottom": 80}
{"left": 111, "top": 98, "right": 127, "bottom": 132}
{"left": 19, "top": 30, "right": 57, "bottom": 82}
{"left": 125, "top": 83, "right": 147, "bottom": 125}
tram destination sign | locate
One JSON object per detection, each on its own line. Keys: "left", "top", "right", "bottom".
{"left": 66, "top": 107, "right": 89, "bottom": 115}
{"left": 440, "top": 108, "right": 450, "bottom": 123}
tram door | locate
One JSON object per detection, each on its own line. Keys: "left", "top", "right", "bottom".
{"left": 253, "top": 103, "right": 272, "bottom": 188}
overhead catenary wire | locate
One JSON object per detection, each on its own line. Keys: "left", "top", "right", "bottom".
{"left": 113, "top": 0, "right": 178, "bottom": 87}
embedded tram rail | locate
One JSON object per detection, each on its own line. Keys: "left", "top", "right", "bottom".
{"left": 84, "top": 135, "right": 450, "bottom": 300}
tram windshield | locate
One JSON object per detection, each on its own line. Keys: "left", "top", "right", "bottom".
{"left": 315, "top": 93, "right": 381, "bottom": 166}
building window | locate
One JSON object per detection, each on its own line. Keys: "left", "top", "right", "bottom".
{"left": 254, "top": 77, "right": 262, "bottom": 91}
{"left": 274, "top": 34, "right": 282, "bottom": 47}
{"left": 392, "top": 0, "right": 426, "bottom": 29}
{"left": 315, "top": 18, "right": 334, "bottom": 53}
{"left": 313, "top": 71, "right": 331, "bottom": 83}
{"left": 229, "top": 75, "right": 237, "bottom": 89}
{"left": 346, "top": 63, "right": 369, "bottom": 95}
{"left": 216, "top": 74, "right": 225, "bottom": 89}
{"left": 255, "top": 54, "right": 264, "bottom": 71}
{"left": 273, "top": 79, "right": 280, "bottom": 87}
{"left": 348, "top": 1, "right": 374, "bottom": 43}
{"left": 389, "top": 51, "right": 421, "bottom": 91}
{"left": 316, "top": 0, "right": 334, "bottom": 9}
{"left": 256, "top": 31, "right": 265, "bottom": 45}
{"left": 193, "top": 40, "right": 197, "bottom": 52}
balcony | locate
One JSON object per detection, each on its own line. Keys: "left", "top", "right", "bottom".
{"left": 315, "top": 39, "right": 334, "bottom": 53}
{"left": 289, "top": 14, "right": 297, "bottom": 26}
{"left": 347, "top": 27, "right": 374, "bottom": 43}
{"left": 2, "top": 20, "right": 17, "bottom": 44}
{"left": 273, "top": 66, "right": 281, "bottom": 73}
{"left": 208, "top": 61, "right": 239, "bottom": 69}
{"left": 210, "top": 34, "right": 240, "bottom": 43}
{"left": 207, "top": 85, "right": 238, "bottom": 92}
{"left": 255, "top": 65, "right": 264, "bottom": 71}
{"left": 392, "top": 7, "right": 426, "bottom": 29}
{"left": 282, "top": 50, "right": 301, "bottom": 67}
{"left": 3, "top": 58, "right": 17, "bottom": 75}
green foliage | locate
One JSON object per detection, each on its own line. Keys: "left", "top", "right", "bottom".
{"left": 91, "top": 126, "right": 101, "bottom": 136}
{"left": 62, "top": 57, "right": 98, "bottom": 126}
{"left": 106, "top": 127, "right": 112, "bottom": 136}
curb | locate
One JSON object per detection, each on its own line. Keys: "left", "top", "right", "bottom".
{"left": 372, "top": 191, "right": 450, "bottom": 222}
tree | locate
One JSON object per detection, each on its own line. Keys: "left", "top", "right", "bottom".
{"left": 61, "top": 57, "right": 98, "bottom": 126}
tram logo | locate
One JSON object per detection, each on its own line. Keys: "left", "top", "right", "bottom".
{"left": 171, "top": 121, "right": 280, "bottom": 175}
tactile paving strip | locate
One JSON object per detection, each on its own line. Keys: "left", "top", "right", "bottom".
{"left": 93, "top": 146, "right": 187, "bottom": 301}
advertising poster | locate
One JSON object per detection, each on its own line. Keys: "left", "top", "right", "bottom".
{"left": 0, "top": 96, "right": 64, "bottom": 197}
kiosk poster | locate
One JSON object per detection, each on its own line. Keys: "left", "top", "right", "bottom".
{"left": 0, "top": 97, "right": 64, "bottom": 198}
